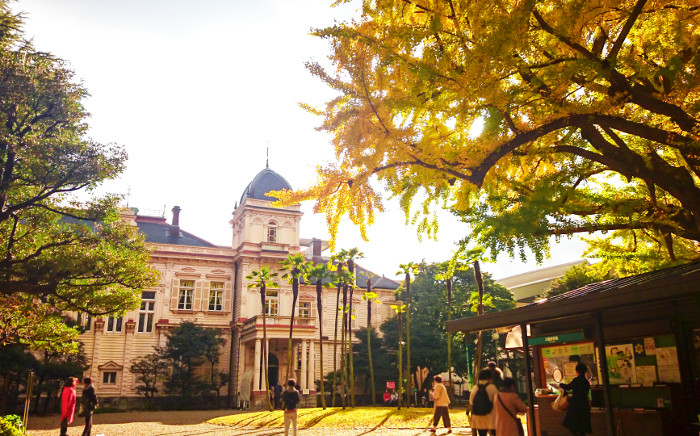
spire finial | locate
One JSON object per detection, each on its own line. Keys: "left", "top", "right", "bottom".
{"left": 266, "top": 142, "right": 269, "bottom": 168}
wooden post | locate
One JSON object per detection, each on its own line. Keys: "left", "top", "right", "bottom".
{"left": 593, "top": 312, "right": 616, "bottom": 436}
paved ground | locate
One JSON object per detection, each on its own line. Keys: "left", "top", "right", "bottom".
{"left": 26, "top": 410, "right": 473, "bottom": 436}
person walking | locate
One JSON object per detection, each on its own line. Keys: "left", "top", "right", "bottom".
{"left": 274, "top": 382, "right": 283, "bottom": 409}
{"left": 429, "top": 375, "right": 451, "bottom": 434}
{"left": 558, "top": 363, "right": 592, "bottom": 436}
{"left": 80, "top": 377, "right": 98, "bottom": 436}
{"left": 60, "top": 377, "right": 77, "bottom": 436}
{"left": 282, "top": 379, "right": 301, "bottom": 436}
{"left": 494, "top": 377, "right": 528, "bottom": 436}
{"left": 486, "top": 361, "right": 504, "bottom": 389}
{"left": 470, "top": 369, "right": 498, "bottom": 436}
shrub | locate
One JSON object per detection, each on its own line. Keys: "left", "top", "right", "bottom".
{"left": 0, "top": 415, "right": 24, "bottom": 436}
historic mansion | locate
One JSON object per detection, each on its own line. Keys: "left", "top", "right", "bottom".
{"left": 78, "top": 165, "right": 400, "bottom": 408}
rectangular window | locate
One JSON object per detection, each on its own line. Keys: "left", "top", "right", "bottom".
{"left": 138, "top": 291, "right": 156, "bottom": 333}
{"left": 106, "top": 316, "right": 123, "bottom": 332}
{"left": 178, "top": 280, "right": 194, "bottom": 310}
{"left": 267, "top": 223, "right": 277, "bottom": 242}
{"left": 78, "top": 313, "right": 92, "bottom": 331}
{"left": 102, "top": 371, "right": 117, "bottom": 384}
{"left": 208, "top": 282, "right": 224, "bottom": 311}
{"left": 299, "top": 301, "right": 313, "bottom": 318}
{"left": 265, "top": 289, "right": 279, "bottom": 316}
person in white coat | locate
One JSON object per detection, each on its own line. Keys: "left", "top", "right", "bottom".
{"left": 470, "top": 369, "right": 499, "bottom": 436}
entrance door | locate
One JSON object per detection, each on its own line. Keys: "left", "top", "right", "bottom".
{"left": 268, "top": 353, "right": 279, "bottom": 387}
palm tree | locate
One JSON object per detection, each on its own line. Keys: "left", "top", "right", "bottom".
{"left": 246, "top": 266, "right": 278, "bottom": 411}
{"left": 306, "top": 261, "right": 336, "bottom": 409}
{"left": 344, "top": 248, "right": 363, "bottom": 407}
{"left": 397, "top": 262, "right": 418, "bottom": 406}
{"left": 279, "top": 253, "right": 309, "bottom": 382}
{"left": 472, "top": 260, "right": 486, "bottom": 380}
{"left": 390, "top": 302, "right": 406, "bottom": 410}
{"left": 362, "top": 273, "right": 381, "bottom": 406}
{"left": 330, "top": 253, "right": 345, "bottom": 407}
{"left": 435, "top": 260, "right": 461, "bottom": 400}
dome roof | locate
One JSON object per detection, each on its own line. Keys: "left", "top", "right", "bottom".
{"left": 239, "top": 166, "right": 293, "bottom": 203}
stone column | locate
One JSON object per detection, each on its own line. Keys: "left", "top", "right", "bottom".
{"left": 308, "top": 340, "right": 315, "bottom": 393}
{"left": 253, "top": 338, "right": 261, "bottom": 391}
{"left": 300, "top": 340, "right": 307, "bottom": 390}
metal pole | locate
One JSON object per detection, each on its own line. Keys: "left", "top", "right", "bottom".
{"left": 520, "top": 324, "right": 537, "bottom": 436}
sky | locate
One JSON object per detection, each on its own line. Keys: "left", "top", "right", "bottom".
{"left": 10, "top": 0, "right": 587, "bottom": 280}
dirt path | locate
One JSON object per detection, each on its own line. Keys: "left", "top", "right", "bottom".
{"left": 26, "top": 410, "right": 472, "bottom": 435}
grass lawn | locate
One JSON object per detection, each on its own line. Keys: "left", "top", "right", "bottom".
{"left": 209, "top": 407, "right": 471, "bottom": 429}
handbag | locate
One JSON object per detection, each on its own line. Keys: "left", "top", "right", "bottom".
{"left": 497, "top": 393, "right": 525, "bottom": 436}
{"left": 552, "top": 389, "right": 569, "bottom": 411}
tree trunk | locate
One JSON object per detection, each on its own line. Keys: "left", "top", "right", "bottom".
{"left": 348, "top": 284, "right": 355, "bottom": 407}
{"left": 447, "top": 277, "right": 453, "bottom": 401}
{"left": 472, "top": 261, "right": 485, "bottom": 379}
{"left": 316, "top": 281, "right": 326, "bottom": 409}
{"left": 367, "top": 284, "right": 376, "bottom": 406}
{"left": 340, "top": 283, "right": 348, "bottom": 409}
{"left": 405, "top": 273, "right": 411, "bottom": 407}
{"left": 397, "top": 311, "right": 403, "bottom": 410}
{"left": 261, "top": 284, "right": 273, "bottom": 411}
{"left": 332, "top": 267, "right": 342, "bottom": 407}
{"left": 286, "top": 276, "right": 299, "bottom": 383}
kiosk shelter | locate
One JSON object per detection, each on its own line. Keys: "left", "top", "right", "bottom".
{"left": 447, "top": 261, "right": 700, "bottom": 436}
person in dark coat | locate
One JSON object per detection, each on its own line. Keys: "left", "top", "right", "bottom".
{"left": 274, "top": 383, "right": 283, "bottom": 409}
{"left": 80, "top": 377, "right": 98, "bottom": 436}
{"left": 558, "top": 363, "right": 592, "bottom": 436}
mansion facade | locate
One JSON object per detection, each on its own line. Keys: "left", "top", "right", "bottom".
{"left": 78, "top": 166, "right": 400, "bottom": 408}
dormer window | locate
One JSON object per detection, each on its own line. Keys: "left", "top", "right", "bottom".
{"left": 267, "top": 221, "right": 277, "bottom": 242}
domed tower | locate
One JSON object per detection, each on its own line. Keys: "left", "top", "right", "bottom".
{"left": 230, "top": 165, "right": 302, "bottom": 254}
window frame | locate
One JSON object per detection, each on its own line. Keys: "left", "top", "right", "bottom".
{"left": 138, "top": 291, "right": 156, "bottom": 333}
{"left": 267, "top": 221, "right": 277, "bottom": 242}
{"left": 208, "top": 282, "right": 224, "bottom": 311}
{"left": 102, "top": 371, "right": 117, "bottom": 385}
{"left": 299, "top": 301, "right": 314, "bottom": 318}
{"left": 106, "top": 315, "right": 123, "bottom": 333}
{"left": 178, "top": 280, "right": 194, "bottom": 310}
{"left": 264, "top": 289, "right": 279, "bottom": 316}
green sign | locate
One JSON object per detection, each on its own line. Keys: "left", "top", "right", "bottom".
{"left": 528, "top": 331, "right": 585, "bottom": 346}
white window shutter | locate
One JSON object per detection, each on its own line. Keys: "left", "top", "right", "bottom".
{"left": 170, "top": 279, "right": 180, "bottom": 310}
{"left": 224, "top": 282, "right": 233, "bottom": 312}
{"left": 194, "top": 281, "right": 203, "bottom": 311}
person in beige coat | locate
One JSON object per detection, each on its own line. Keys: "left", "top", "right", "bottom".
{"left": 495, "top": 377, "right": 528, "bottom": 436}
{"left": 470, "top": 370, "right": 499, "bottom": 436}
{"left": 430, "top": 375, "right": 452, "bottom": 434}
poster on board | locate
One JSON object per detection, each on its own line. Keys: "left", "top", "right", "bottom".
{"left": 606, "top": 344, "right": 636, "bottom": 384}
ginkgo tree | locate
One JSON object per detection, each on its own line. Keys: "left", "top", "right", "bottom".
{"left": 273, "top": 0, "right": 700, "bottom": 274}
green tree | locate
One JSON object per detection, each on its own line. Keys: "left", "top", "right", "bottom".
{"left": 383, "top": 262, "right": 514, "bottom": 377}
{"left": 306, "top": 261, "right": 336, "bottom": 409}
{"left": 279, "top": 253, "right": 309, "bottom": 382}
{"left": 274, "top": 0, "right": 700, "bottom": 273}
{"left": 129, "top": 347, "right": 169, "bottom": 405}
{"left": 397, "top": 262, "right": 418, "bottom": 406}
{"left": 164, "top": 322, "right": 223, "bottom": 399}
{"left": 542, "top": 263, "right": 612, "bottom": 299}
{"left": 353, "top": 326, "right": 393, "bottom": 404}
{"left": 0, "top": 3, "right": 157, "bottom": 353}
{"left": 246, "top": 266, "right": 278, "bottom": 411}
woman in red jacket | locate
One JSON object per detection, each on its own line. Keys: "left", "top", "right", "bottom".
{"left": 60, "top": 377, "right": 78, "bottom": 436}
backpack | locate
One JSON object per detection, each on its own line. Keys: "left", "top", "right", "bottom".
{"left": 471, "top": 384, "right": 493, "bottom": 416}
{"left": 283, "top": 389, "right": 300, "bottom": 410}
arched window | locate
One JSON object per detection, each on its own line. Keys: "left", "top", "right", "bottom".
{"left": 267, "top": 221, "right": 277, "bottom": 242}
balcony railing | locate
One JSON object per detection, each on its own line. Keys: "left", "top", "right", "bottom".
{"left": 242, "top": 315, "right": 316, "bottom": 332}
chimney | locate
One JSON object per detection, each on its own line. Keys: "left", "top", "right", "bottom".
{"left": 311, "top": 238, "right": 323, "bottom": 261}
{"left": 170, "top": 206, "right": 181, "bottom": 237}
